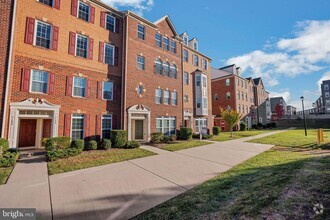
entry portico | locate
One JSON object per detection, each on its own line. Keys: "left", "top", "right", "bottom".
{"left": 127, "top": 105, "right": 151, "bottom": 142}
{"left": 8, "top": 98, "right": 60, "bottom": 148}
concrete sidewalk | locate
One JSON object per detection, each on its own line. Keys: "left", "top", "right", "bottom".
{"left": 0, "top": 152, "right": 52, "bottom": 220}
{"left": 0, "top": 130, "right": 284, "bottom": 220}
{"left": 49, "top": 130, "right": 283, "bottom": 220}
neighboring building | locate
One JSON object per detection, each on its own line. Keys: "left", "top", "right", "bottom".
{"left": 270, "top": 97, "right": 287, "bottom": 118}
{"left": 181, "top": 32, "right": 213, "bottom": 134}
{"left": 211, "top": 64, "right": 258, "bottom": 129}
{"left": 252, "top": 78, "right": 271, "bottom": 125}
{"left": 321, "top": 80, "right": 330, "bottom": 114}
{"left": 1, "top": 0, "right": 213, "bottom": 148}
{"left": 314, "top": 96, "right": 323, "bottom": 114}
{"left": 286, "top": 105, "right": 296, "bottom": 116}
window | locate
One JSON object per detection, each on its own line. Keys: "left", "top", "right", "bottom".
{"left": 155, "top": 89, "right": 162, "bottom": 104}
{"left": 241, "top": 91, "right": 244, "bottom": 100}
{"left": 164, "top": 90, "right": 170, "bottom": 104}
{"left": 245, "top": 93, "right": 248, "bottom": 101}
{"left": 102, "top": 115, "right": 112, "bottom": 139}
{"left": 237, "top": 79, "right": 240, "bottom": 86}
{"left": 183, "top": 35, "right": 188, "bottom": 46}
{"left": 242, "top": 105, "right": 245, "bottom": 113}
{"left": 163, "top": 37, "right": 169, "bottom": 51}
{"left": 103, "top": 82, "right": 113, "bottom": 100}
{"left": 196, "top": 75, "right": 201, "bottom": 86}
{"left": 241, "top": 80, "right": 244, "bottom": 88}
{"left": 193, "top": 41, "right": 198, "bottom": 50}
{"left": 73, "top": 77, "right": 86, "bottom": 97}
{"left": 78, "top": 1, "right": 90, "bottom": 22}
{"left": 202, "top": 76, "right": 207, "bottom": 88}
{"left": 246, "top": 107, "right": 249, "bottom": 113}
{"left": 72, "top": 114, "right": 84, "bottom": 140}
{"left": 171, "top": 91, "right": 177, "bottom": 105}
{"left": 155, "top": 59, "right": 163, "bottom": 75}
{"left": 35, "top": 21, "right": 52, "bottom": 49}
{"left": 183, "top": 49, "right": 188, "bottom": 62}
{"left": 170, "top": 40, "right": 176, "bottom": 53}
{"left": 106, "top": 15, "right": 116, "bottom": 32}
{"left": 163, "top": 62, "right": 170, "bottom": 77}
{"left": 136, "top": 55, "right": 145, "bottom": 70}
{"left": 238, "top": 104, "right": 241, "bottom": 112}
{"left": 155, "top": 33, "right": 162, "bottom": 47}
{"left": 196, "top": 97, "right": 201, "bottom": 108}
{"left": 156, "top": 117, "right": 176, "bottom": 135}
{"left": 325, "top": 85, "right": 329, "bottom": 90}
{"left": 202, "top": 59, "right": 207, "bottom": 70}
{"left": 195, "top": 118, "right": 207, "bottom": 133}
{"left": 104, "top": 44, "right": 114, "bottom": 65}
{"left": 39, "top": 0, "right": 53, "bottom": 6}
{"left": 193, "top": 54, "right": 199, "bottom": 66}
{"left": 31, "top": 70, "right": 48, "bottom": 93}
{"left": 238, "top": 91, "right": 240, "bottom": 100}
{"left": 137, "top": 24, "right": 145, "bottom": 40}
{"left": 184, "top": 72, "right": 189, "bottom": 85}
{"left": 325, "top": 92, "right": 330, "bottom": 98}
{"left": 203, "top": 98, "right": 207, "bottom": 108}
{"left": 226, "top": 78, "right": 230, "bottom": 86}
{"left": 170, "top": 64, "right": 177, "bottom": 78}
{"left": 226, "top": 92, "right": 231, "bottom": 99}
{"left": 76, "top": 35, "right": 88, "bottom": 58}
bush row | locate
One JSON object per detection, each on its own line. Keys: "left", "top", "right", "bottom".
{"left": 150, "top": 133, "right": 177, "bottom": 144}
{"left": 0, "top": 139, "right": 20, "bottom": 168}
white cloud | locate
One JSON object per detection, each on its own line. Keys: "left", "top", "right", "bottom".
{"left": 101, "top": 0, "right": 154, "bottom": 15}
{"left": 226, "top": 20, "right": 330, "bottom": 87}
{"left": 317, "top": 71, "right": 330, "bottom": 92}
{"left": 269, "top": 89, "right": 291, "bottom": 103}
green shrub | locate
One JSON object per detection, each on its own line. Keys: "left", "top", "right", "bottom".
{"left": 45, "top": 137, "right": 71, "bottom": 151}
{"left": 0, "top": 138, "right": 9, "bottom": 153}
{"left": 150, "top": 132, "right": 164, "bottom": 144}
{"left": 240, "top": 122, "right": 247, "bottom": 131}
{"left": 0, "top": 152, "right": 19, "bottom": 167}
{"left": 41, "top": 138, "right": 49, "bottom": 147}
{"left": 99, "top": 139, "right": 111, "bottom": 150}
{"left": 70, "top": 139, "right": 84, "bottom": 152}
{"left": 46, "top": 148, "right": 81, "bottom": 162}
{"left": 85, "top": 140, "right": 97, "bottom": 151}
{"left": 179, "top": 127, "right": 192, "bottom": 140}
{"left": 193, "top": 134, "right": 213, "bottom": 139}
{"left": 169, "top": 135, "right": 177, "bottom": 142}
{"left": 110, "top": 130, "right": 127, "bottom": 148}
{"left": 125, "top": 141, "right": 140, "bottom": 148}
{"left": 212, "top": 126, "right": 221, "bottom": 135}
{"left": 163, "top": 136, "right": 171, "bottom": 143}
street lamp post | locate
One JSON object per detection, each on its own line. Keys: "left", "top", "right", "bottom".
{"left": 300, "top": 96, "right": 307, "bottom": 136}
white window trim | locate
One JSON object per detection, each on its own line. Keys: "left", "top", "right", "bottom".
{"left": 33, "top": 20, "right": 53, "bottom": 49}
{"left": 29, "top": 70, "right": 49, "bottom": 94}
{"left": 105, "top": 14, "right": 116, "bottom": 32}
{"left": 102, "top": 81, "right": 113, "bottom": 101}
{"left": 155, "top": 33, "right": 162, "bottom": 47}
{"left": 101, "top": 114, "right": 112, "bottom": 139}
{"left": 164, "top": 90, "right": 170, "bottom": 105}
{"left": 155, "top": 89, "right": 162, "bottom": 104}
{"left": 72, "top": 76, "right": 87, "bottom": 98}
{"left": 75, "top": 34, "right": 89, "bottom": 58}
{"left": 77, "top": 1, "right": 90, "bottom": 21}
{"left": 202, "top": 59, "right": 208, "bottom": 70}
{"left": 163, "top": 37, "right": 169, "bottom": 50}
{"left": 156, "top": 117, "right": 176, "bottom": 135}
{"left": 136, "top": 55, "right": 145, "bottom": 70}
{"left": 183, "top": 35, "right": 188, "bottom": 46}
{"left": 137, "top": 24, "right": 145, "bottom": 40}
{"left": 171, "top": 91, "right": 177, "bottom": 106}
{"left": 193, "top": 41, "right": 198, "bottom": 51}
{"left": 104, "top": 43, "right": 115, "bottom": 65}
{"left": 183, "top": 49, "right": 188, "bottom": 62}
{"left": 71, "top": 114, "right": 85, "bottom": 140}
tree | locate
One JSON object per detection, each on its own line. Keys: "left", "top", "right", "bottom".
{"left": 275, "top": 104, "right": 285, "bottom": 119}
{"left": 220, "top": 108, "right": 241, "bottom": 137}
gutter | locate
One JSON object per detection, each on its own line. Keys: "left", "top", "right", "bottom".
{"left": 1, "top": 0, "right": 17, "bottom": 138}
{"left": 122, "top": 13, "right": 129, "bottom": 130}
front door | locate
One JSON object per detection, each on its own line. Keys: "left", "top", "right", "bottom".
{"left": 19, "top": 119, "right": 37, "bottom": 147}
{"left": 135, "top": 120, "right": 144, "bottom": 140}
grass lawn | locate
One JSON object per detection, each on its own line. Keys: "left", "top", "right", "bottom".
{"left": 134, "top": 129, "right": 330, "bottom": 219}
{"left": 0, "top": 167, "right": 14, "bottom": 185}
{"left": 249, "top": 129, "right": 330, "bottom": 148}
{"left": 48, "top": 148, "right": 156, "bottom": 175}
{"left": 211, "top": 130, "right": 273, "bottom": 142}
{"left": 160, "top": 140, "right": 212, "bottom": 152}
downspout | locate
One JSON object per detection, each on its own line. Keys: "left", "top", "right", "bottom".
{"left": 181, "top": 43, "right": 184, "bottom": 128}
{"left": 122, "top": 13, "right": 129, "bottom": 130}
{"left": 1, "top": 0, "right": 17, "bottom": 138}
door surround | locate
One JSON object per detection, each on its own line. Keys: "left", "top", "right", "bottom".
{"left": 127, "top": 105, "right": 150, "bottom": 142}
{"left": 8, "top": 98, "right": 60, "bottom": 148}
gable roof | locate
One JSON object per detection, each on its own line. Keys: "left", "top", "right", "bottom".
{"left": 219, "top": 64, "right": 236, "bottom": 70}
{"left": 154, "top": 15, "right": 179, "bottom": 37}
{"left": 253, "top": 77, "right": 261, "bottom": 85}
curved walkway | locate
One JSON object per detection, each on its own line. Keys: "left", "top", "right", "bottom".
{"left": 0, "top": 130, "right": 285, "bottom": 220}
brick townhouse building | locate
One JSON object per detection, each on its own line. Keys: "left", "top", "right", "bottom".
{"left": 211, "top": 64, "right": 271, "bottom": 129}
{"left": 0, "top": 0, "right": 213, "bottom": 148}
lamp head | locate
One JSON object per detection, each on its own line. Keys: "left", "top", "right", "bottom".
{"left": 300, "top": 96, "right": 304, "bottom": 101}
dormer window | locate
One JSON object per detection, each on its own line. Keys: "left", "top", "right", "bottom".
{"left": 193, "top": 41, "right": 198, "bottom": 51}
{"left": 182, "top": 33, "right": 189, "bottom": 46}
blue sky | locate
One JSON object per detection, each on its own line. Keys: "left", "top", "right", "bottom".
{"left": 103, "top": 0, "right": 330, "bottom": 110}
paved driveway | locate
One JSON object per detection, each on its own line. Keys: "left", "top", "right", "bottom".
{"left": 0, "top": 130, "right": 283, "bottom": 220}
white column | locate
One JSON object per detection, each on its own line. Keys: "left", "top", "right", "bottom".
{"left": 127, "top": 113, "right": 132, "bottom": 141}
{"left": 52, "top": 109, "right": 59, "bottom": 137}
{"left": 35, "top": 119, "right": 43, "bottom": 148}
{"left": 147, "top": 112, "right": 151, "bottom": 142}
{"left": 8, "top": 109, "right": 19, "bottom": 148}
